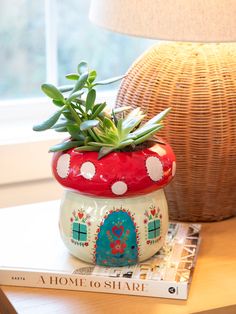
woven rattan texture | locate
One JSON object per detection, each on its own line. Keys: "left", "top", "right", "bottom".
{"left": 116, "top": 43, "right": 236, "bottom": 222}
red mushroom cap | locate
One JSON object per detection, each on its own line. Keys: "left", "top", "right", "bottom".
{"left": 52, "top": 140, "right": 176, "bottom": 198}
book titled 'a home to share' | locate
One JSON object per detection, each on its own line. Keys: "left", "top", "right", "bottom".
{"left": 0, "top": 201, "right": 201, "bottom": 299}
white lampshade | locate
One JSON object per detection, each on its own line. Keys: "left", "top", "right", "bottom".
{"left": 89, "top": 0, "right": 236, "bottom": 42}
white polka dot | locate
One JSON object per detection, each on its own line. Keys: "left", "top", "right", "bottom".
{"left": 150, "top": 144, "right": 166, "bottom": 156}
{"left": 172, "top": 161, "right": 176, "bottom": 177}
{"left": 57, "top": 154, "right": 70, "bottom": 178}
{"left": 111, "top": 181, "right": 128, "bottom": 195}
{"left": 80, "top": 161, "right": 96, "bottom": 180}
{"left": 146, "top": 156, "right": 163, "bottom": 182}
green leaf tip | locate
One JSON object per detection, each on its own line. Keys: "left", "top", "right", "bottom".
{"left": 41, "top": 84, "right": 64, "bottom": 101}
{"left": 33, "top": 109, "right": 63, "bottom": 131}
{"left": 80, "top": 120, "right": 99, "bottom": 131}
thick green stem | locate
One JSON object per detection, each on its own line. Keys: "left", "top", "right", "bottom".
{"left": 65, "top": 102, "right": 87, "bottom": 138}
{"left": 66, "top": 102, "right": 81, "bottom": 126}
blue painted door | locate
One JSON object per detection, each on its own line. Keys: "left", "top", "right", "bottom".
{"left": 96, "top": 211, "right": 138, "bottom": 266}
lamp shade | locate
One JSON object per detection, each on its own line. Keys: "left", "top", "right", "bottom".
{"left": 89, "top": 0, "right": 236, "bottom": 42}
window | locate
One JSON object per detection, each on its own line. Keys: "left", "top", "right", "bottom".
{"left": 72, "top": 222, "right": 87, "bottom": 242}
{"left": 0, "top": 0, "right": 155, "bottom": 101}
{"left": 148, "top": 219, "right": 160, "bottom": 239}
{"left": 0, "top": 0, "right": 46, "bottom": 100}
{"left": 57, "top": 0, "right": 155, "bottom": 86}
{"left": 0, "top": 0, "right": 155, "bottom": 185}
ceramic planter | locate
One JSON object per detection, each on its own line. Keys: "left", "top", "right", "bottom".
{"left": 52, "top": 141, "right": 176, "bottom": 266}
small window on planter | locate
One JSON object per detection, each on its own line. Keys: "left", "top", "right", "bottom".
{"left": 72, "top": 222, "right": 87, "bottom": 242}
{"left": 148, "top": 219, "right": 160, "bottom": 239}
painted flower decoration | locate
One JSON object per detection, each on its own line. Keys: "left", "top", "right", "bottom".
{"left": 110, "top": 240, "right": 126, "bottom": 254}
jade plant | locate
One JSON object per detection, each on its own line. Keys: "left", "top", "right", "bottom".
{"left": 33, "top": 61, "right": 170, "bottom": 159}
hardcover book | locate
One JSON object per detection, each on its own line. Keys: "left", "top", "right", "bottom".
{"left": 0, "top": 202, "right": 201, "bottom": 300}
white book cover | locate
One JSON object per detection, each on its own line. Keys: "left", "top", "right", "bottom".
{"left": 0, "top": 201, "right": 201, "bottom": 300}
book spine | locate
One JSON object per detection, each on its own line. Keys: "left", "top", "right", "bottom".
{"left": 0, "top": 268, "right": 187, "bottom": 299}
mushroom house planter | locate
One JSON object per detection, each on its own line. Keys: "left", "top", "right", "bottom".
{"left": 33, "top": 62, "right": 176, "bottom": 267}
{"left": 52, "top": 141, "right": 176, "bottom": 267}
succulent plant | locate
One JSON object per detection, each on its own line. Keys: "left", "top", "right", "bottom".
{"left": 33, "top": 61, "right": 170, "bottom": 159}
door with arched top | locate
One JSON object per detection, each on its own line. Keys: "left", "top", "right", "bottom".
{"left": 95, "top": 210, "right": 138, "bottom": 266}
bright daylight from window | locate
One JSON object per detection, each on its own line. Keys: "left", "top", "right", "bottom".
{"left": 0, "top": 0, "right": 155, "bottom": 101}
{"left": 0, "top": 0, "right": 156, "bottom": 185}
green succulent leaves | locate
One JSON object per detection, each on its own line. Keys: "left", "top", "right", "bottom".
{"left": 33, "top": 61, "right": 170, "bottom": 158}
{"left": 85, "top": 89, "right": 96, "bottom": 112}
{"left": 80, "top": 120, "right": 99, "bottom": 131}
{"left": 49, "top": 140, "right": 84, "bottom": 152}
{"left": 77, "top": 61, "right": 88, "bottom": 74}
{"left": 41, "top": 84, "right": 64, "bottom": 101}
{"left": 33, "top": 108, "right": 65, "bottom": 131}
{"left": 93, "top": 75, "right": 126, "bottom": 86}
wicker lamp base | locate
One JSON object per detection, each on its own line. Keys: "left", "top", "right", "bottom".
{"left": 116, "top": 42, "right": 236, "bottom": 222}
